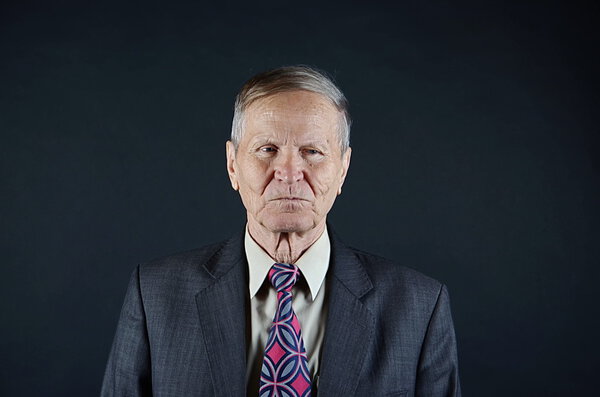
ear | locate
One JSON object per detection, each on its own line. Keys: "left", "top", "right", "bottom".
{"left": 225, "top": 140, "right": 239, "bottom": 191}
{"left": 337, "top": 147, "right": 352, "bottom": 195}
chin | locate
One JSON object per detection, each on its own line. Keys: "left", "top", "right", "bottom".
{"left": 262, "top": 213, "right": 316, "bottom": 234}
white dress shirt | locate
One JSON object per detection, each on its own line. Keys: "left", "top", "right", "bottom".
{"left": 245, "top": 226, "right": 330, "bottom": 395}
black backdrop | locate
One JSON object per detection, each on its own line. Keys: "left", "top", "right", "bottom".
{"left": 1, "top": 1, "right": 598, "bottom": 396}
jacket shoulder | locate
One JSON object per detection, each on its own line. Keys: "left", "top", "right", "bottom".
{"left": 143, "top": 241, "right": 224, "bottom": 268}
{"left": 137, "top": 240, "right": 229, "bottom": 284}
{"left": 349, "top": 246, "right": 444, "bottom": 298}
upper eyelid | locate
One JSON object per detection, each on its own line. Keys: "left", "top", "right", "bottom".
{"left": 302, "top": 147, "right": 324, "bottom": 154}
{"left": 254, "top": 145, "right": 325, "bottom": 155}
{"left": 257, "top": 144, "right": 277, "bottom": 151}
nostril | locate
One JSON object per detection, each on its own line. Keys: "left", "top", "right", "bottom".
{"left": 274, "top": 163, "right": 304, "bottom": 183}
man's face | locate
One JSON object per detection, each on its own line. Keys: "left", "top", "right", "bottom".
{"left": 226, "top": 90, "right": 351, "bottom": 235}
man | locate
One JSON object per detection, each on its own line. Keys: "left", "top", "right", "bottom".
{"left": 102, "top": 66, "right": 461, "bottom": 396}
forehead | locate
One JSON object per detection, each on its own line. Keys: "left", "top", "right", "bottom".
{"left": 243, "top": 91, "right": 341, "bottom": 143}
{"left": 248, "top": 89, "right": 336, "bottom": 111}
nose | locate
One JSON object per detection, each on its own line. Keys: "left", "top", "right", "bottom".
{"left": 274, "top": 151, "right": 304, "bottom": 184}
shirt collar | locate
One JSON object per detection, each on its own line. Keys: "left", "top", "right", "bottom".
{"left": 245, "top": 226, "right": 330, "bottom": 301}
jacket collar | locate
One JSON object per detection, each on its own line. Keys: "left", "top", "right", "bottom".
{"left": 327, "top": 224, "right": 374, "bottom": 299}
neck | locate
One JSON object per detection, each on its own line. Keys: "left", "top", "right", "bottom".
{"left": 247, "top": 220, "right": 326, "bottom": 264}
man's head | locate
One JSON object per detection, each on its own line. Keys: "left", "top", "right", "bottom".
{"left": 226, "top": 66, "right": 352, "bottom": 236}
{"left": 230, "top": 66, "right": 351, "bottom": 154}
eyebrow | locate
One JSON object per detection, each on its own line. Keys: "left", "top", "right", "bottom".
{"left": 248, "top": 136, "right": 278, "bottom": 147}
{"left": 249, "top": 137, "right": 329, "bottom": 148}
{"left": 298, "top": 140, "right": 328, "bottom": 149}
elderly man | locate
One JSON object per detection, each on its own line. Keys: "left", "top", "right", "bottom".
{"left": 102, "top": 66, "right": 461, "bottom": 397}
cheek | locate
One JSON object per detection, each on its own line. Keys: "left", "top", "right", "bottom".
{"left": 312, "top": 167, "right": 342, "bottom": 198}
{"left": 238, "top": 161, "right": 271, "bottom": 194}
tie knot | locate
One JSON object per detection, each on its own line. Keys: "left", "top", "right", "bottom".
{"left": 268, "top": 263, "right": 299, "bottom": 292}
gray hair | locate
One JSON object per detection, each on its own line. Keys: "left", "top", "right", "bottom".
{"left": 230, "top": 65, "right": 351, "bottom": 153}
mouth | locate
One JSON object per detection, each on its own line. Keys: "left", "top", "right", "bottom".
{"left": 271, "top": 197, "right": 309, "bottom": 201}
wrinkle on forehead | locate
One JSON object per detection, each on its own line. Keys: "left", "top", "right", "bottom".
{"left": 255, "top": 103, "right": 335, "bottom": 121}
{"left": 254, "top": 90, "right": 336, "bottom": 111}
{"left": 247, "top": 92, "right": 340, "bottom": 134}
{"left": 256, "top": 109, "right": 334, "bottom": 132}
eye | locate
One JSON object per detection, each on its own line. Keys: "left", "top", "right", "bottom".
{"left": 302, "top": 148, "right": 323, "bottom": 156}
{"left": 260, "top": 146, "right": 277, "bottom": 152}
{"left": 257, "top": 145, "right": 278, "bottom": 156}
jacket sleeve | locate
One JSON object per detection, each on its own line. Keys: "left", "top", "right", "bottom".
{"left": 415, "top": 284, "right": 462, "bottom": 397}
{"left": 101, "top": 265, "right": 152, "bottom": 396}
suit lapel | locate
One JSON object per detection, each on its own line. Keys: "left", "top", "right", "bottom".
{"left": 195, "top": 233, "right": 248, "bottom": 397}
{"left": 317, "top": 229, "right": 375, "bottom": 395}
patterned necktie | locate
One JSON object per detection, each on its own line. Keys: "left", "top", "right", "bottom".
{"left": 259, "top": 263, "right": 312, "bottom": 397}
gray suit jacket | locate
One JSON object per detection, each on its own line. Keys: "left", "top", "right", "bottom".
{"left": 101, "top": 227, "right": 461, "bottom": 396}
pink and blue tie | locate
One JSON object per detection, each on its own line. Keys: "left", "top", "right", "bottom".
{"left": 259, "top": 263, "right": 312, "bottom": 397}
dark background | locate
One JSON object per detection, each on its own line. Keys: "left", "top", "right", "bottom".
{"left": 1, "top": 1, "right": 598, "bottom": 396}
